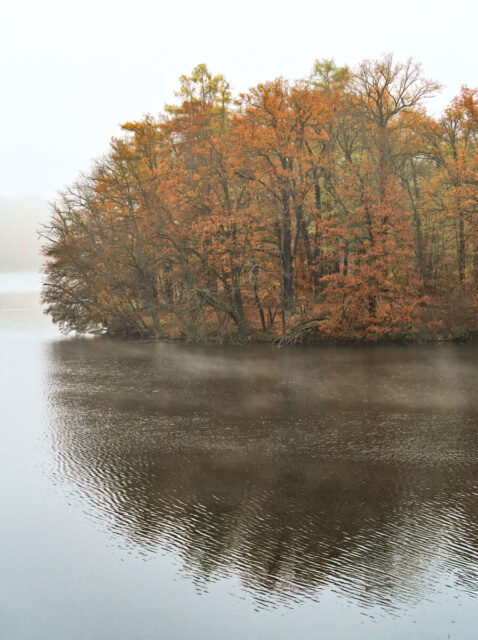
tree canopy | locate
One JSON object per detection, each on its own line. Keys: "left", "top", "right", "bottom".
{"left": 41, "top": 57, "right": 478, "bottom": 343}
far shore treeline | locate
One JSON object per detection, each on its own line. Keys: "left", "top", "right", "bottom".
{"left": 41, "top": 56, "right": 478, "bottom": 343}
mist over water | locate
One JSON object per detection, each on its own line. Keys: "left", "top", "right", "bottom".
{"left": 1, "top": 274, "right": 478, "bottom": 639}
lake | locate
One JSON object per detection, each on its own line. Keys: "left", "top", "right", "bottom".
{"left": 1, "top": 273, "right": 477, "bottom": 639}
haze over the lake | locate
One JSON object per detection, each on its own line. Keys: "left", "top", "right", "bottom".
{"left": 2, "top": 4, "right": 478, "bottom": 638}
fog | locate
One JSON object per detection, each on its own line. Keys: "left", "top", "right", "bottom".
{"left": 1, "top": 0, "right": 476, "bottom": 271}
{"left": 0, "top": 196, "right": 49, "bottom": 272}
{"left": 2, "top": 0, "right": 477, "bottom": 202}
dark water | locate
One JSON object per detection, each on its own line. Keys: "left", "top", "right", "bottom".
{"left": 1, "top": 274, "right": 478, "bottom": 639}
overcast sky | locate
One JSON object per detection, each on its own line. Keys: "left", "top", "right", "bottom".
{"left": 1, "top": 0, "right": 477, "bottom": 200}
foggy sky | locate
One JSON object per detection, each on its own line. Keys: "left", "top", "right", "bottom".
{"left": 1, "top": 0, "right": 476, "bottom": 269}
{"left": 0, "top": 196, "right": 49, "bottom": 271}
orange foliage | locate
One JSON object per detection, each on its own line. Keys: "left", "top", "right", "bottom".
{"left": 41, "top": 60, "right": 478, "bottom": 343}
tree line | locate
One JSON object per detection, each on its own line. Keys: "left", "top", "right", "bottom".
{"left": 41, "top": 56, "right": 478, "bottom": 342}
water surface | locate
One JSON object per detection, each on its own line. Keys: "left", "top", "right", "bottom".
{"left": 1, "top": 273, "right": 477, "bottom": 639}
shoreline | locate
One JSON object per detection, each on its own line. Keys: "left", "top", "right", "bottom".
{"left": 66, "top": 331, "right": 478, "bottom": 347}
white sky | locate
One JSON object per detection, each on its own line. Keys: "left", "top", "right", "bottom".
{"left": 1, "top": 0, "right": 477, "bottom": 199}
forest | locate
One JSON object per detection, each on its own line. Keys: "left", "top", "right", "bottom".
{"left": 41, "top": 56, "right": 478, "bottom": 343}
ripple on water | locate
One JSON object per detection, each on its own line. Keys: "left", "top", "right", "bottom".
{"left": 43, "top": 340, "right": 478, "bottom": 613}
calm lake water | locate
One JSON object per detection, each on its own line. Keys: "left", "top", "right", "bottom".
{"left": 1, "top": 273, "right": 478, "bottom": 639}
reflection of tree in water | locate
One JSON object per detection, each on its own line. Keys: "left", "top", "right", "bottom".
{"left": 46, "top": 340, "right": 478, "bottom": 610}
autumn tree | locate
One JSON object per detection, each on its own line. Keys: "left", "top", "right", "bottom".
{"left": 233, "top": 78, "right": 338, "bottom": 335}
{"left": 41, "top": 59, "right": 478, "bottom": 343}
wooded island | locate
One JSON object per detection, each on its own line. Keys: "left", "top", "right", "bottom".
{"left": 42, "top": 56, "right": 478, "bottom": 343}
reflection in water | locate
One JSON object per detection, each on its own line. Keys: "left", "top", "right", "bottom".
{"left": 46, "top": 341, "right": 478, "bottom": 612}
